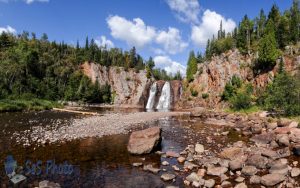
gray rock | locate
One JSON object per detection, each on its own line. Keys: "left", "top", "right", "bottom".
{"left": 246, "top": 154, "right": 268, "bottom": 169}
{"left": 250, "top": 132, "right": 275, "bottom": 145}
{"left": 132, "top": 163, "right": 143, "bottom": 167}
{"left": 161, "top": 161, "right": 169, "bottom": 166}
{"left": 220, "top": 174, "right": 229, "bottom": 182}
{"left": 221, "top": 181, "right": 232, "bottom": 187}
{"left": 241, "top": 166, "right": 258, "bottom": 176}
{"left": 161, "top": 173, "right": 176, "bottom": 181}
{"left": 143, "top": 164, "right": 160, "bottom": 174}
{"left": 261, "top": 173, "right": 285, "bottom": 186}
{"left": 235, "top": 176, "right": 245, "bottom": 183}
{"left": 184, "top": 161, "right": 198, "bottom": 170}
{"left": 177, "top": 156, "right": 185, "bottom": 163}
{"left": 269, "top": 162, "right": 289, "bottom": 175}
{"left": 195, "top": 143, "right": 204, "bottom": 153}
{"left": 186, "top": 172, "right": 201, "bottom": 182}
{"left": 192, "top": 181, "right": 201, "bottom": 188}
{"left": 291, "top": 167, "right": 300, "bottom": 177}
{"left": 277, "top": 134, "right": 290, "bottom": 146}
{"left": 234, "top": 182, "right": 247, "bottom": 188}
{"left": 127, "top": 127, "right": 161, "bottom": 154}
{"left": 249, "top": 175, "right": 261, "bottom": 184}
{"left": 267, "top": 122, "right": 278, "bottom": 130}
{"left": 207, "top": 166, "right": 228, "bottom": 176}
{"left": 39, "top": 180, "right": 60, "bottom": 188}
{"left": 229, "top": 159, "right": 244, "bottom": 171}
{"left": 204, "top": 179, "right": 215, "bottom": 188}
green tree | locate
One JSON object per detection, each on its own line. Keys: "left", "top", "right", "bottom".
{"left": 186, "top": 51, "right": 198, "bottom": 82}
{"left": 263, "top": 72, "right": 300, "bottom": 115}
{"left": 290, "top": 0, "right": 300, "bottom": 43}
{"left": 237, "top": 15, "right": 254, "bottom": 54}
{"left": 257, "top": 21, "right": 279, "bottom": 70}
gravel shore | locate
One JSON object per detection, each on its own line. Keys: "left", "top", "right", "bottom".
{"left": 12, "top": 111, "right": 188, "bottom": 146}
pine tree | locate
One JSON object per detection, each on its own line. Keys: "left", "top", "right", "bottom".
{"left": 257, "top": 9, "right": 266, "bottom": 38}
{"left": 258, "top": 20, "right": 279, "bottom": 69}
{"left": 278, "top": 13, "right": 290, "bottom": 48}
{"left": 186, "top": 51, "right": 198, "bottom": 82}
{"left": 290, "top": 0, "right": 300, "bottom": 43}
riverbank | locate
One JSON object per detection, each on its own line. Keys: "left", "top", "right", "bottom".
{"left": 0, "top": 99, "right": 62, "bottom": 112}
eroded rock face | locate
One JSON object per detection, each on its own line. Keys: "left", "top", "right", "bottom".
{"left": 81, "top": 62, "right": 150, "bottom": 107}
{"left": 178, "top": 49, "right": 299, "bottom": 109}
{"left": 127, "top": 127, "right": 161, "bottom": 155}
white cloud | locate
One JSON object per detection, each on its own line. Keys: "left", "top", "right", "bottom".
{"left": 107, "top": 15, "right": 156, "bottom": 48}
{"left": 0, "top": 25, "right": 16, "bottom": 34}
{"left": 24, "top": 0, "right": 49, "bottom": 4}
{"left": 154, "top": 55, "right": 186, "bottom": 75}
{"left": 191, "top": 9, "right": 236, "bottom": 47}
{"left": 156, "top": 27, "right": 188, "bottom": 54}
{"left": 95, "top": 35, "right": 114, "bottom": 49}
{"left": 166, "top": 0, "right": 200, "bottom": 24}
{"left": 0, "top": 0, "right": 49, "bottom": 4}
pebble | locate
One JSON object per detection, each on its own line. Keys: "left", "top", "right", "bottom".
{"left": 235, "top": 176, "right": 245, "bottom": 183}
{"left": 177, "top": 156, "right": 186, "bottom": 163}
{"left": 161, "top": 173, "right": 176, "bottom": 181}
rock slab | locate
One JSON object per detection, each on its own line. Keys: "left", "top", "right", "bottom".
{"left": 127, "top": 127, "right": 161, "bottom": 154}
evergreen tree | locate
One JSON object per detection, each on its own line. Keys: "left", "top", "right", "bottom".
{"left": 290, "top": 0, "right": 300, "bottom": 43}
{"left": 237, "top": 15, "right": 253, "bottom": 54}
{"left": 257, "top": 9, "right": 267, "bottom": 38}
{"left": 257, "top": 21, "right": 279, "bottom": 69}
{"left": 278, "top": 13, "right": 290, "bottom": 48}
{"left": 186, "top": 51, "right": 198, "bottom": 82}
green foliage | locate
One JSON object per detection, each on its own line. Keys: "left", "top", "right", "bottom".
{"left": 202, "top": 93, "right": 209, "bottom": 99}
{"left": 186, "top": 51, "right": 198, "bottom": 82}
{"left": 261, "top": 71, "right": 300, "bottom": 115}
{"left": 190, "top": 88, "right": 198, "bottom": 97}
{"left": 222, "top": 76, "right": 253, "bottom": 110}
{"left": 0, "top": 99, "right": 61, "bottom": 112}
{"left": 0, "top": 31, "right": 116, "bottom": 106}
{"left": 173, "top": 71, "right": 183, "bottom": 81}
{"left": 290, "top": 0, "right": 300, "bottom": 43}
{"left": 257, "top": 21, "right": 279, "bottom": 70}
{"left": 230, "top": 91, "right": 252, "bottom": 110}
{"left": 204, "top": 1, "right": 300, "bottom": 58}
{"left": 222, "top": 75, "right": 242, "bottom": 101}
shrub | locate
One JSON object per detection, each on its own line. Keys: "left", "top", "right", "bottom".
{"left": 230, "top": 91, "right": 252, "bottom": 110}
{"left": 202, "top": 93, "right": 209, "bottom": 99}
{"left": 190, "top": 88, "right": 198, "bottom": 97}
{"left": 262, "top": 72, "right": 300, "bottom": 115}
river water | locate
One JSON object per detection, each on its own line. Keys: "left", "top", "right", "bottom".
{"left": 0, "top": 108, "right": 246, "bottom": 187}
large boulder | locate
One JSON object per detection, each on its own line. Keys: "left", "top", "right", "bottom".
{"left": 127, "top": 127, "right": 161, "bottom": 154}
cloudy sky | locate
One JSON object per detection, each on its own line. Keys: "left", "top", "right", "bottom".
{"left": 0, "top": 0, "right": 293, "bottom": 75}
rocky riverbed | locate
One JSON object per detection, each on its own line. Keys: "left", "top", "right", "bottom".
{"left": 129, "top": 109, "right": 300, "bottom": 188}
{"left": 11, "top": 111, "right": 189, "bottom": 147}
{"left": 2, "top": 108, "right": 300, "bottom": 187}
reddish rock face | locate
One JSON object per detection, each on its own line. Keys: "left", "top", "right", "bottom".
{"left": 177, "top": 49, "right": 299, "bottom": 109}
{"left": 127, "top": 127, "right": 161, "bottom": 155}
{"left": 81, "top": 62, "right": 151, "bottom": 107}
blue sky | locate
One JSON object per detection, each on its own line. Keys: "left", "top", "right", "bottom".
{"left": 0, "top": 0, "right": 293, "bottom": 75}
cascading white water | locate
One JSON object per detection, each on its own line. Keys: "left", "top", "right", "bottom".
{"left": 156, "top": 81, "right": 171, "bottom": 110}
{"left": 146, "top": 82, "right": 157, "bottom": 109}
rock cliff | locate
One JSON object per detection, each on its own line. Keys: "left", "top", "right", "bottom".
{"left": 177, "top": 49, "right": 299, "bottom": 109}
{"left": 81, "top": 62, "right": 151, "bottom": 107}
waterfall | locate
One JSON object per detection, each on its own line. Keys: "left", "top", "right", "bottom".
{"left": 156, "top": 82, "right": 171, "bottom": 110}
{"left": 146, "top": 82, "right": 157, "bottom": 109}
